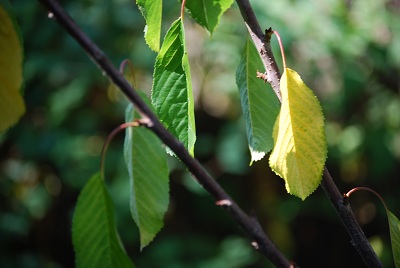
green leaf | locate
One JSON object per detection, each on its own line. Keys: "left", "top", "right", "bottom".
{"left": 184, "top": 0, "right": 234, "bottom": 34}
{"left": 269, "top": 68, "right": 327, "bottom": 200}
{"left": 136, "top": 0, "right": 162, "bottom": 52}
{"left": 0, "top": 1, "right": 25, "bottom": 132}
{"left": 387, "top": 211, "right": 400, "bottom": 268}
{"left": 236, "top": 37, "right": 280, "bottom": 164}
{"left": 72, "top": 173, "right": 134, "bottom": 268}
{"left": 151, "top": 18, "right": 196, "bottom": 156}
{"left": 124, "top": 100, "right": 169, "bottom": 249}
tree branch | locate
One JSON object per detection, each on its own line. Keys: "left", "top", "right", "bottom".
{"left": 236, "top": 0, "right": 282, "bottom": 102}
{"left": 321, "top": 168, "right": 384, "bottom": 267}
{"left": 37, "top": 0, "right": 291, "bottom": 266}
{"left": 235, "top": 0, "right": 383, "bottom": 267}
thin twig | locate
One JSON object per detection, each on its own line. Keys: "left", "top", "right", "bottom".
{"left": 37, "top": 0, "right": 291, "bottom": 266}
{"left": 235, "top": 0, "right": 383, "bottom": 266}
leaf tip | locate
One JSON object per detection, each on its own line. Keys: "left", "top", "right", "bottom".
{"left": 249, "top": 149, "right": 266, "bottom": 165}
{"left": 287, "top": 173, "right": 323, "bottom": 201}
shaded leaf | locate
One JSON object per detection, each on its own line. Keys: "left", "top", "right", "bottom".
{"left": 387, "top": 211, "right": 400, "bottom": 268}
{"left": 136, "top": 0, "right": 162, "bottom": 52}
{"left": 0, "top": 1, "right": 25, "bottom": 132}
{"left": 72, "top": 173, "right": 134, "bottom": 268}
{"left": 107, "top": 60, "right": 136, "bottom": 102}
{"left": 124, "top": 100, "right": 169, "bottom": 249}
{"left": 184, "top": 0, "right": 234, "bottom": 34}
{"left": 151, "top": 18, "right": 196, "bottom": 156}
{"left": 236, "top": 37, "right": 280, "bottom": 164}
{"left": 269, "top": 68, "right": 327, "bottom": 200}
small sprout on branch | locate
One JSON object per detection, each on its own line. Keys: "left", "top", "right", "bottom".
{"left": 264, "top": 27, "right": 273, "bottom": 43}
{"left": 137, "top": 117, "right": 154, "bottom": 128}
{"left": 251, "top": 241, "right": 259, "bottom": 250}
{"left": 342, "top": 193, "right": 350, "bottom": 206}
{"left": 216, "top": 199, "right": 232, "bottom": 207}
{"left": 256, "top": 71, "right": 270, "bottom": 83}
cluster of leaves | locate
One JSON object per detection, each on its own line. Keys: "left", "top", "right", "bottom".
{"left": 70, "top": 0, "right": 400, "bottom": 266}
{"left": 71, "top": 1, "right": 241, "bottom": 266}
{"left": 1, "top": 0, "right": 400, "bottom": 267}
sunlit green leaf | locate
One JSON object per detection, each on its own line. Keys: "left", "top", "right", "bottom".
{"left": 236, "top": 37, "right": 280, "bottom": 164}
{"left": 124, "top": 100, "right": 169, "bottom": 249}
{"left": 151, "top": 18, "right": 196, "bottom": 156}
{"left": 387, "top": 211, "right": 400, "bottom": 268}
{"left": 136, "top": 0, "right": 162, "bottom": 52}
{"left": 0, "top": 1, "right": 25, "bottom": 132}
{"left": 269, "top": 68, "right": 327, "bottom": 200}
{"left": 184, "top": 0, "right": 234, "bottom": 34}
{"left": 72, "top": 173, "right": 134, "bottom": 268}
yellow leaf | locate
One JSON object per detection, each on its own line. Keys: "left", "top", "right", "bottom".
{"left": 0, "top": 3, "right": 25, "bottom": 132}
{"left": 269, "top": 68, "right": 327, "bottom": 200}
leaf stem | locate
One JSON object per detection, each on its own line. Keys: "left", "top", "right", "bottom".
{"left": 344, "top": 187, "right": 389, "bottom": 212}
{"left": 273, "top": 30, "right": 286, "bottom": 69}
{"left": 100, "top": 122, "right": 139, "bottom": 181}
{"left": 119, "top": 59, "right": 137, "bottom": 89}
{"left": 181, "top": 0, "right": 186, "bottom": 20}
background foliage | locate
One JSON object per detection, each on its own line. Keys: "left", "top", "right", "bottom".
{"left": 1, "top": 0, "right": 400, "bottom": 267}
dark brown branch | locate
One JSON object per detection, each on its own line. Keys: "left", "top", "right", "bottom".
{"left": 37, "top": 0, "right": 291, "bottom": 267}
{"left": 235, "top": 0, "right": 383, "bottom": 267}
{"left": 321, "top": 169, "right": 383, "bottom": 267}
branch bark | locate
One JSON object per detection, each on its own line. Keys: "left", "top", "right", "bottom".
{"left": 235, "top": 0, "right": 383, "bottom": 267}
{"left": 236, "top": 0, "right": 282, "bottom": 102}
{"left": 321, "top": 168, "right": 384, "bottom": 267}
{"left": 37, "top": 0, "right": 291, "bottom": 267}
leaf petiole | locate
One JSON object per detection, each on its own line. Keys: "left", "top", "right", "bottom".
{"left": 273, "top": 30, "right": 287, "bottom": 69}
{"left": 344, "top": 187, "right": 400, "bottom": 267}
{"left": 181, "top": 0, "right": 186, "bottom": 19}
{"left": 344, "top": 186, "right": 389, "bottom": 211}
{"left": 100, "top": 121, "right": 139, "bottom": 181}
{"left": 119, "top": 59, "right": 137, "bottom": 89}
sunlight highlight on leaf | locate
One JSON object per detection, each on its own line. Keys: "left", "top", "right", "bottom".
{"left": 151, "top": 18, "right": 196, "bottom": 156}
{"left": 0, "top": 1, "right": 25, "bottom": 132}
{"left": 269, "top": 68, "right": 327, "bottom": 200}
{"left": 136, "top": 0, "right": 162, "bottom": 52}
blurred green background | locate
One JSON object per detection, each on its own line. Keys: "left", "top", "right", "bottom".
{"left": 1, "top": 0, "right": 400, "bottom": 267}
